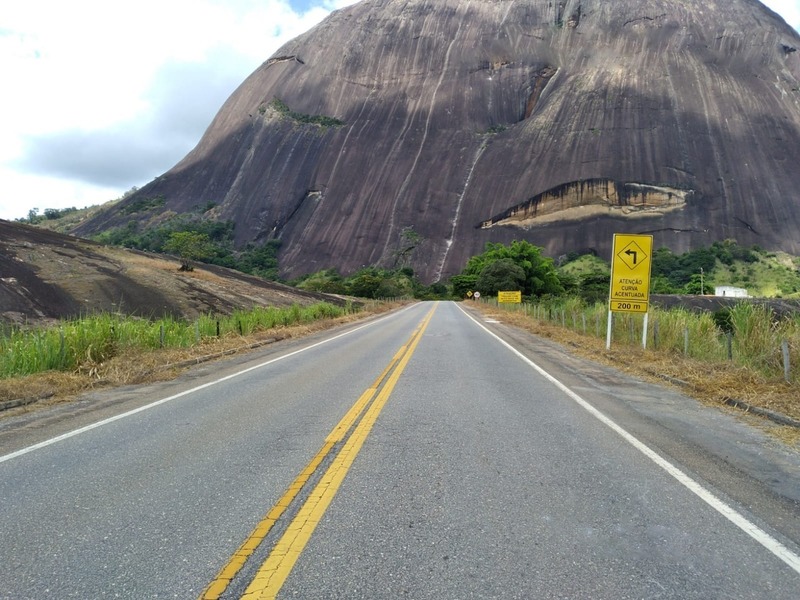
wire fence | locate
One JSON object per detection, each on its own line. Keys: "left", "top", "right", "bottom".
{"left": 483, "top": 298, "right": 799, "bottom": 384}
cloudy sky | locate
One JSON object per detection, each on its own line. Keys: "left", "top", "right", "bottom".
{"left": 1, "top": 0, "right": 799, "bottom": 222}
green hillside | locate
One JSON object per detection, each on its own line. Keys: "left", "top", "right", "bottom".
{"left": 558, "top": 242, "right": 800, "bottom": 299}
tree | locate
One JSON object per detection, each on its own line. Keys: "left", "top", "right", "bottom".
{"left": 651, "top": 274, "right": 675, "bottom": 294}
{"left": 163, "top": 231, "right": 214, "bottom": 271}
{"left": 476, "top": 259, "right": 526, "bottom": 296}
{"left": 461, "top": 240, "right": 563, "bottom": 298}
{"left": 683, "top": 273, "right": 705, "bottom": 295}
{"left": 347, "top": 268, "right": 385, "bottom": 298}
{"left": 578, "top": 272, "right": 611, "bottom": 304}
{"left": 450, "top": 274, "right": 478, "bottom": 298}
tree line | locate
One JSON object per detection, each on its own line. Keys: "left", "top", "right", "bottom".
{"left": 19, "top": 203, "right": 786, "bottom": 301}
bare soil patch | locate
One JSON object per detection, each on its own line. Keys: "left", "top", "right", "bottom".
{"left": 0, "top": 219, "right": 346, "bottom": 328}
{"left": 1, "top": 218, "right": 395, "bottom": 417}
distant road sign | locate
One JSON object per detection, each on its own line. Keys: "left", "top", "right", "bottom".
{"left": 609, "top": 234, "right": 653, "bottom": 313}
{"left": 466, "top": 290, "right": 474, "bottom": 298}
{"left": 498, "top": 291, "right": 522, "bottom": 303}
{"left": 474, "top": 292, "right": 481, "bottom": 299}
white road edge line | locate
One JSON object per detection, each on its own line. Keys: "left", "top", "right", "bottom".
{"left": 0, "top": 304, "right": 418, "bottom": 465}
{"left": 457, "top": 304, "right": 800, "bottom": 575}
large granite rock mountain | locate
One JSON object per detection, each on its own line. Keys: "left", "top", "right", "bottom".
{"left": 75, "top": 0, "right": 800, "bottom": 282}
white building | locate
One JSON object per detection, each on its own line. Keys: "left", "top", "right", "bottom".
{"left": 715, "top": 286, "right": 748, "bottom": 298}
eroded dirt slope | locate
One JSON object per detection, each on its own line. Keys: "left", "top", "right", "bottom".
{"left": 0, "top": 220, "right": 342, "bottom": 327}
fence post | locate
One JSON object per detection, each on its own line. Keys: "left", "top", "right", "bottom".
{"left": 582, "top": 314, "right": 587, "bottom": 336}
{"left": 782, "top": 340, "right": 791, "bottom": 383}
{"left": 727, "top": 332, "right": 733, "bottom": 361}
{"left": 684, "top": 327, "right": 689, "bottom": 356}
{"left": 159, "top": 324, "right": 165, "bottom": 348}
{"left": 653, "top": 320, "right": 659, "bottom": 350}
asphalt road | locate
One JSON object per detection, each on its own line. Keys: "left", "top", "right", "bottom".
{"left": 1, "top": 301, "right": 799, "bottom": 599}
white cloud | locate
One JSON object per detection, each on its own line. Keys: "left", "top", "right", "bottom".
{"left": 0, "top": 0, "right": 358, "bottom": 220}
{"left": 762, "top": 0, "right": 800, "bottom": 30}
{"left": 0, "top": 0, "right": 796, "bottom": 222}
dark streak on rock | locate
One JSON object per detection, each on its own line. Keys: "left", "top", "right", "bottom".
{"left": 273, "top": 190, "right": 322, "bottom": 239}
{"left": 734, "top": 217, "right": 760, "bottom": 235}
{"left": 266, "top": 55, "right": 305, "bottom": 67}
{"left": 623, "top": 13, "right": 667, "bottom": 27}
{"left": 638, "top": 227, "right": 709, "bottom": 235}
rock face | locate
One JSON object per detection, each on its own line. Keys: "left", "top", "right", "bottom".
{"left": 74, "top": 0, "right": 800, "bottom": 282}
{"left": 0, "top": 220, "right": 343, "bottom": 326}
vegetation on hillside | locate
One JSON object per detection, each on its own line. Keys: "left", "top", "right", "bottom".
{"left": 450, "top": 240, "right": 563, "bottom": 299}
{"left": 450, "top": 240, "right": 800, "bottom": 305}
{"left": 262, "top": 97, "right": 345, "bottom": 128}
{"left": 16, "top": 187, "right": 137, "bottom": 233}
{"left": 163, "top": 231, "right": 216, "bottom": 271}
{"left": 23, "top": 206, "right": 81, "bottom": 223}
{"left": 18, "top": 200, "right": 800, "bottom": 301}
{"left": 93, "top": 215, "right": 281, "bottom": 280}
{"left": 293, "top": 267, "right": 448, "bottom": 300}
{"left": 524, "top": 240, "right": 800, "bottom": 302}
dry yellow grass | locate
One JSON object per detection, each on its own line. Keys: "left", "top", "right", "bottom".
{"left": 472, "top": 304, "right": 800, "bottom": 433}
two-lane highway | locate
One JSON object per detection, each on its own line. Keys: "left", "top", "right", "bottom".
{"left": 1, "top": 301, "right": 799, "bottom": 598}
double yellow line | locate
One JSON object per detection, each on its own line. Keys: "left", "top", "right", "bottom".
{"left": 200, "top": 304, "right": 437, "bottom": 600}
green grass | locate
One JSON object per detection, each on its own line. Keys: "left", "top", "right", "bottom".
{"left": 265, "top": 97, "right": 345, "bottom": 128}
{"left": 709, "top": 251, "right": 800, "bottom": 298}
{"left": 558, "top": 243, "right": 800, "bottom": 298}
{"left": 557, "top": 254, "right": 610, "bottom": 278}
{"left": 0, "top": 303, "right": 353, "bottom": 379}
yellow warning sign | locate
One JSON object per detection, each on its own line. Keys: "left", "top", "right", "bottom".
{"left": 609, "top": 234, "right": 653, "bottom": 313}
{"left": 498, "top": 291, "right": 522, "bottom": 303}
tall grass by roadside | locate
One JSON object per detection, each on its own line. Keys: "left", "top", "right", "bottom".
{"left": 492, "top": 298, "right": 800, "bottom": 384}
{"left": 0, "top": 302, "right": 354, "bottom": 379}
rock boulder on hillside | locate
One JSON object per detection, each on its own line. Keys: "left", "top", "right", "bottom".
{"left": 74, "top": 0, "right": 800, "bottom": 282}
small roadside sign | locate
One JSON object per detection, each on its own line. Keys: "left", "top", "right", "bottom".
{"left": 498, "top": 291, "right": 522, "bottom": 303}
{"left": 609, "top": 234, "right": 653, "bottom": 313}
{"left": 466, "top": 290, "right": 474, "bottom": 298}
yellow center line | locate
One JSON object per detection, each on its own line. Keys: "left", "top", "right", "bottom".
{"left": 199, "top": 304, "right": 436, "bottom": 600}
{"left": 240, "top": 304, "right": 436, "bottom": 599}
